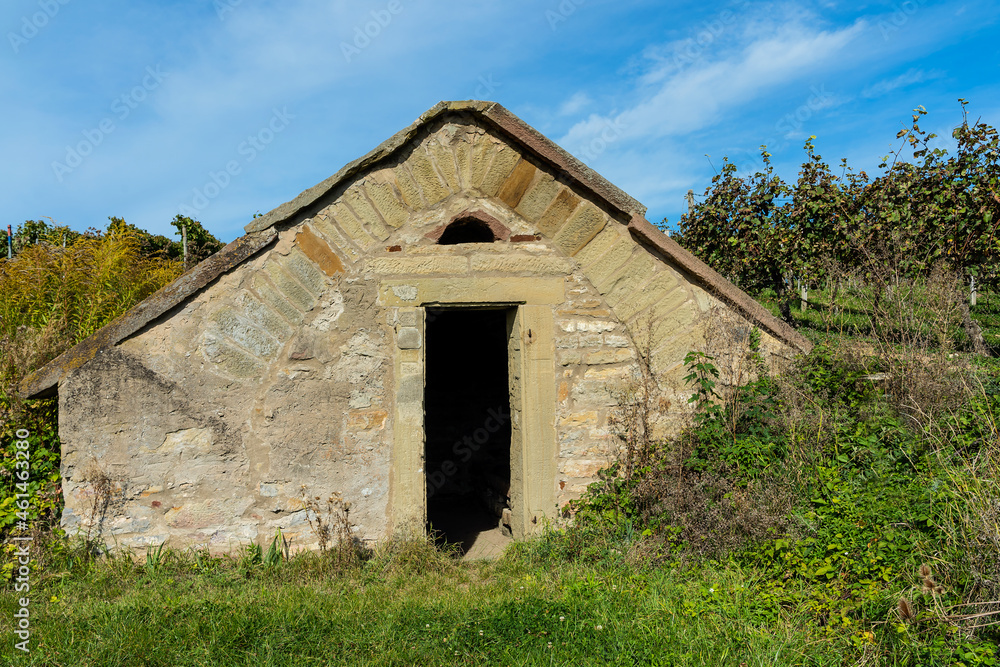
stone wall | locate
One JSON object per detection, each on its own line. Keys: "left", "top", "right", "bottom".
{"left": 58, "top": 114, "right": 797, "bottom": 552}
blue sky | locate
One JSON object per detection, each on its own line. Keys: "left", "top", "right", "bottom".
{"left": 2, "top": 0, "right": 999, "bottom": 242}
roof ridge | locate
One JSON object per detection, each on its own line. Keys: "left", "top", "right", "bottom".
{"left": 243, "top": 100, "right": 645, "bottom": 235}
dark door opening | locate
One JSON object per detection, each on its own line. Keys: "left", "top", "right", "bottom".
{"left": 424, "top": 307, "right": 512, "bottom": 553}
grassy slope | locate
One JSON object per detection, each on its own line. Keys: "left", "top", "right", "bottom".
{"left": 1, "top": 553, "right": 858, "bottom": 666}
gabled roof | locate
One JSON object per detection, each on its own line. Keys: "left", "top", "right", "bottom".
{"left": 20, "top": 100, "right": 810, "bottom": 399}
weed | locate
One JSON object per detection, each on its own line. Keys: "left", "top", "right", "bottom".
{"left": 145, "top": 540, "right": 167, "bottom": 574}
{"left": 262, "top": 529, "right": 289, "bottom": 569}
{"left": 301, "top": 487, "right": 365, "bottom": 570}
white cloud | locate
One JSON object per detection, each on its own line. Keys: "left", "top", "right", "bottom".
{"left": 558, "top": 92, "right": 592, "bottom": 116}
{"left": 862, "top": 68, "right": 945, "bottom": 98}
{"left": 560, "top": 14, "right": 867, "bottom": 154}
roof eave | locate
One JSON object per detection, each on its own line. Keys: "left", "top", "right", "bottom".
{"left": 626, "top": 215, "right": 812, "bottom": 354}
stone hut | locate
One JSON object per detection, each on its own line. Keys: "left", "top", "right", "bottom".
{"left": 21, "top": 101, "right": 810, "bottom": 552}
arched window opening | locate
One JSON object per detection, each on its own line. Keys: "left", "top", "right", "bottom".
{"left": 437, "top": 218, "right": 496, "bottom": 245}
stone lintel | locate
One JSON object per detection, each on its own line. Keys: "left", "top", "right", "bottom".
{"left": 378, "top": 277, "right": 565, "bottom": 307}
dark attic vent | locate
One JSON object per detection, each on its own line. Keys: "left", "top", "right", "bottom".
{"left": 437, "top": 218, "right": 496, "bottom": 245}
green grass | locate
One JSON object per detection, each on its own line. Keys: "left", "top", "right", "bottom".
{"left": 755, "top": 285, "right": 1000, "bottom": 353}
{"left": 1, "top": 548, "right": 875, "bottom": 666}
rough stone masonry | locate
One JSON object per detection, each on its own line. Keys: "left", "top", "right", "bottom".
{"left": 21, "top": 101, "right": 811, "bottom": 553}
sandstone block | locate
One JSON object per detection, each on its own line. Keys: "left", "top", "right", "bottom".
{"left": 407, "top": 149, "right": 450, "bottom": 204}
{"left": 649, "top": 323, "right": 703, "bottom": 363}
{"left": 367, "top": 256, "right": 468, "bottom": 275}
{"left": 213, "top": 308, "right": 279, "bottom": 359}
{"left": 379, "top": 276, "right": 565, "bottom": 306}
{"left": 558, "top": 318, "right": 617, "bottom": 333}
{"left": 363, "top": 178, "right": 409, "bottom": 228}
{"left": 203, "top": 333, "right": 266, "bottom": 377}
{"left": 470, "top": 254, "right": 572, "bottom": 275}
{"left": 555, "top": 334, "right": 579, "bottom": 349}
{"left": 251, "top": 274, "right": 304, "bottom": 325}
{"left": 560, "top": 459, "right": 608, "bottom": 478}
{"left": 392, "top": 164, "right": 424, "bottom": 209}
{"left": 480, "top": 144, "right": 520, "bottom": 196}
{"left": 425, "top": 139, "right": 462, "bottom": 193}
{"left": 455, "top": 135, "right": 473, "bottom": 188}
{"left": 558, "top": 380, "right": 570, "bottom": 401}
{"left": 344, "top": 188, "right": 390, "bottom": 241}
{"left": 558, "top": 411, "right": 599, "bottom": 428}
{"left": 236, "top": 291, "right": 292, "bottom": 340}
{"left": 614, "top": 271, "right": 683, "bottom": 322}
{"left": 584, "top": 348, "right": 635, "bottom": 365}
{"left": 590, "top": 248, "right": 646, "bottom": 294}
{"left": 280, "top": 248, "right": 327, "bottom": 297}
{"left": 265, "top": 261, "right": 316, "bottom": 312}
{"left": 556, "top": 306, "right": 614, "bottom": 318}
{"left": 572, "top": 225, "right": 621, "bottom": 269}
{"left": 470, "top": 137, "right": 494, "bottom": 188}
{"left": 311, "top": 212, "right": 361, "bottom": 264}
{"left": 397, "top": 375, "right": 423, "bottom": 404}
{"left": 646, "top": 302, "right": 698, "bottom": 352}
{"left": 347, "top": 409, "right": 388, "bottom": 432}
{"left": 497, "top": 159, "right": 538, "bottom": 208}
{"left": 390, "top": 284, "right": 418, "bottom": 301}
{"left": 396, "top": 327, "right": 422, "bottom": 349}
{"left": 537, "top": 188, "right": 581, "bottom": 238}
{"left": 569, "top": 379, "right": 616, "bottom": 408}
{"left": 515, "top": 173, "right": 561, "bottom": 223}
{"left": 581, "top": 237, "right": 634, "bottom": 288}
{"left": 604, "top": 333, "right": 630, "bottom": 348}
{"left": 553, "top": 203, "right": 607, "bottom": 256}
{"left": 558, "top": 349, "right": 583, "bottom": 366}
{"left": 651, "top": 338, "right": 700, "bottom": 376}
{"left": 331, "top": 202, "right": 377, "bottom": 250}
{"left": 397, "top": 308, "right": 419, "bottom": 326}
{"left": 295, "top": 226, "right": 344, "bottom": 277}
{"left": 584, "top": 365, "right": 631, "bottom": 381}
